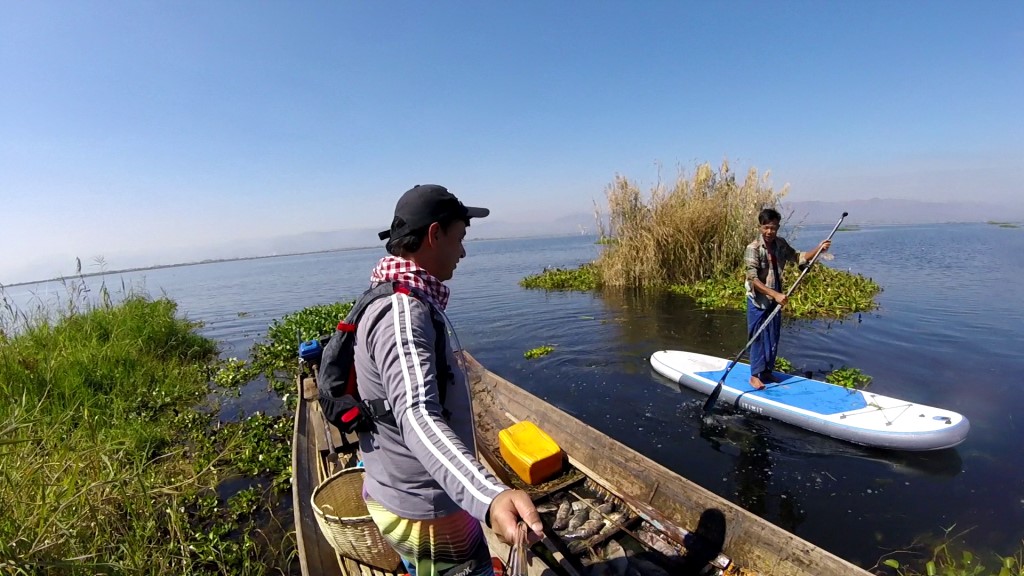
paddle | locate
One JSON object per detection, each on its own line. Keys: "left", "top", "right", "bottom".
{"left": 701, "top": 211, "right": 848, "bottom": 415}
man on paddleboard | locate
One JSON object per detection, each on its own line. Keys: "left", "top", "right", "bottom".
{"left": 744, "top": 208, "right": 831, "bottom": 390}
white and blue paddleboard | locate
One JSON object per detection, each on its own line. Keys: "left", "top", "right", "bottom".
{"left": 650, "top": 350, "right": 969, "bottom": 451}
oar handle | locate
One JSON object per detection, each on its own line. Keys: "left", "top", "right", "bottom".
{"left": 781, "top": 211, "right": 848, "bottom": 300}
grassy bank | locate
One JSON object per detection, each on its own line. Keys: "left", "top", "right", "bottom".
{"left": 521, "top": 162, "right": 880, "bottom": 318}
{"left": 0, "top": 290, "right": 294, "bottom": 575}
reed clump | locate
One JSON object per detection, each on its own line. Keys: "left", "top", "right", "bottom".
{"left": 596, "top": 160, "right": 782, "bottom": 288}
{"left": 521, "top": 161, "right": 880, "bottom": 318}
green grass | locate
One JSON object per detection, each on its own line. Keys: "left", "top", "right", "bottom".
{"left": 0, "top": 288, "right": 297, "bottom": 574}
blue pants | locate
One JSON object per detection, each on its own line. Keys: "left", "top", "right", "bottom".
{"left": 747, "top": 299, "right": 781, "bottom": 378}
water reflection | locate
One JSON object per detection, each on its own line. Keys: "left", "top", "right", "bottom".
{"left": 698, "top": 414, "right": 807, "bottom": 533}
{"left": 694, "top": 403, "right": 964, "bottom": 480}
{"left": 597, "top": 286, "right": 749, "bottom": 357}
{"left": 684, "top": 405, "right": 966, "bottom": 548}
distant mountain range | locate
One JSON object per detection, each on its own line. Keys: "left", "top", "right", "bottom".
{"left": 8, "top": 198, "right": 1019, "bottom": 286}
{"left": 215, "top": 198, "right": 1024, "bottom": 257}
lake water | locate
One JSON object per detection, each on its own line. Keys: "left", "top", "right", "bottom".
{"left": 6, "top": 222, "right": 1023, "bottom": 569}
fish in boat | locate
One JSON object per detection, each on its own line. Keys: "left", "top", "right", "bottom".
{"left": 552, "top": 499, "right": 573, "bottom": 530}
{"left": 602, "top": 540, "right": 629, "bottom": 575}
{"left": 536, "top": 502, "right": 560, "bottom": 514}
{"left": 563, "top": 517, "right": 605, "bottom": 540}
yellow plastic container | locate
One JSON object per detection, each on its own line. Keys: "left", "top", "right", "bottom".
{"left": 498, "top": 421, "right": 564, "bottom": 485}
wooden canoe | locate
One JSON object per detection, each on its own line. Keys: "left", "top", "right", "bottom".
{"left": 293, "top": 353, "right": 873, "bottom": 576}
{"left": 292, "top": 366, "right": 530, "bottom": 576}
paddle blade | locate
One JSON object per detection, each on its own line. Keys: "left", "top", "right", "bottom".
{"left": 702, "top": 381, "right": 724, "bottom": 414}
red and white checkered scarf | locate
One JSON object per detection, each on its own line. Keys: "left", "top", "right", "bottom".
{"left": 369, "top": 256, "right": 450, "bottom": 310}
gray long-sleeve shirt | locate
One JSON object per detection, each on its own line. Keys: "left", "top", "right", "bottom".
{"left": 354, "top": 287, "right": 509, "bottom": 522}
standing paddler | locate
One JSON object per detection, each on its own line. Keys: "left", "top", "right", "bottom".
{"left": 743, "top": 208, "right": 831, "bottom": 390}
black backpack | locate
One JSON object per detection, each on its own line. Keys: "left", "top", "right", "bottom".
{"left": 315, "top": 281, "right": 451, "bottom": 434}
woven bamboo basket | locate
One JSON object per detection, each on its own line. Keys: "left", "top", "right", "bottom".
{"left": 310, "top": 467, "right": 402, "bottom": 571}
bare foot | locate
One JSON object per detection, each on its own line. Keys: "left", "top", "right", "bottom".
{"left": 749, "top": 376, "right": 766, "bottom": 390}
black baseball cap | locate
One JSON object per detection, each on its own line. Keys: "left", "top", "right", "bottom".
{"left": 378, "top": 184, "right": 490, "bottom": 241}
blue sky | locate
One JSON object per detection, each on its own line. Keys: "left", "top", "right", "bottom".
{"left": 1, "top": 1, "right": 1022, "bottom": 284}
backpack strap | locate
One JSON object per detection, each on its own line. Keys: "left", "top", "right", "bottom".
{"left": 428, "top": 307, "right": 453, "bottom": 421}
{"left": 336, "top": 282, "right": 401, "bottom": 336}
{"left": 350, "top": 282, "right": 453, "bottom": 424}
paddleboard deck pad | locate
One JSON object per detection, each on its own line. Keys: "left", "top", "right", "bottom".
{"left": 651, "top": 350, "right": 969, "bottom": 451}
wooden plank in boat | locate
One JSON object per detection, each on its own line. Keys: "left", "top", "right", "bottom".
{"left": 300, "top": 371, "right": 405, "bottom": 576}
{"left": 293, "top": 376, "right": 345, "bottom": 576}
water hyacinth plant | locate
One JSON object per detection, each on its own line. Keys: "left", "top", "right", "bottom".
{"left": 669, "top": 264, "right": 881, "bottom": 319}
{"left": 825, "top": 366, "right": 872, "bottom": 389}
{"left": 524, "top": 344, "right": 555, "bottom": 359}
{"left": 250, "top": 301, "right": 352, "bottom": 391}
{"left": 520, "top": 264, "right": 599, "bottom": 291}
{"left": 875, "top": 524, "right": 1024, "bottom": 576}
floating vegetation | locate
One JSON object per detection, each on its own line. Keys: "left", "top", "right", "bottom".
{"left": 875, "top": 525, "right": 1024, "bottom": 576}
{"left": 774, "top": 356, "right": 795, "bottom": 374}
{"left": 987, "top": 220, "right": 1020, "bottom": 228}
{"left": 668, "top": 264, "right": 881, "bottom": 319}
{"left": 251, "top": 301, "right": 351, "bottom": 388}
{"left": 524, "top": 260, "right": 879, "bottom": 320}
{"left": 214, "top": 357, "right": 261, "bottom": 388}
{"left": 524, "top": 344, "right": 555, "bottom": 359}
{"left": 825, "top": 366, "right": 872, "bottom": 389}
{"left": 771, "top": 356, "right": 871, "bottom": 388}
{"left": 520, "top": 263, "right": 600, "bottom": 291}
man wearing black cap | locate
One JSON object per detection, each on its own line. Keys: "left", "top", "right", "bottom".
{"left": 355, "top": 185, "right": 542, "bottom": 575}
